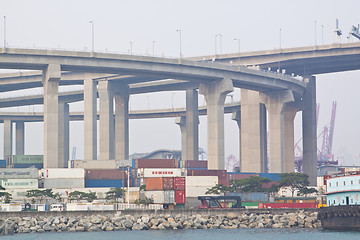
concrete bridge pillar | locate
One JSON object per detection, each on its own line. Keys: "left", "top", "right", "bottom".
{"left": 302, "top": 76, "right": 317, "bottom": 185}
{"left": 199, "top": 78, "right": 233, "bottom": 170}
{"left": 175, "top": 116, "right": 186, "bottom": 166}
{"left": 261, "top": 90, "right": 295, "bottom": 173}
{"left": 58, "top": 101, "right": 69, "bottom": 168}
{"left": 185, "top": 88, "right": 199, "bottom": 161}
{"left": 114, "top": 85, "right": 129, "bottom": 161}
{"left": 84, "top": 74, "right": 97, "bottom": 161}
{"left": 42, "top": 64, "right": 61, "bottom": 168}
{"left": 98, "top": 80, "right": 115, "bottom": 160}
{"left": 3, "top": 119, "right": 12, "bottom": 160}
{"left": 240, "top": 89, "right": 267, "bottom": 173}
{"left": 15, "top": 121, "right": 24, "bottom": 155}
{"left": 231, "top": 110, "right": 241, "bottom": 171}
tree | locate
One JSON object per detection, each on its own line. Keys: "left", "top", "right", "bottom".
{"left": 105, "top": 188, "right": 124, "bottom": 202}
{"left": 26, "top": 189, "right": 55, "bottom": 203}
{"left": 279, "top": 173, "right": 311, "bottom": 197}
{"left": 231, "top": 176, "right": 271, "bottom": 192}
{"left": 68, "top": 190, "right": 97, "bottom": 203}
{"left": 298, "top": 187, "right": 318, "bottom": 197}
{"left": 0, "top": 192, "right": 12, "bottom": 203}
{"left": 205, "top": 184, "right": 230, "bottom": 195}
{"left": 135, "top": 197, "right": 153, "bottom": 205}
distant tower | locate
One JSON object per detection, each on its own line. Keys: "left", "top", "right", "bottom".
{"left": 334, "top": 19, "right": 342, "bottom": 43}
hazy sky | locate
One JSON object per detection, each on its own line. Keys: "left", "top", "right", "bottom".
{"left": 0, "top": 0, "right": 360, "bottom": 165}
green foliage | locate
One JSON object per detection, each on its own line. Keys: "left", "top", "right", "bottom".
{"left": 205, "top": 184, "right": 230, "bottom": 195}
{"left": 105, "top": 188, "right": 124, "bottom": 202}
{"left": 68, "top": 190, "right": 97, "bottom": 203}
{"left": 298, "top": 187, "right": 318, "bottom": 197}
{"left": 140, "top": 185, "right": 146, "bottom": 191}
{"left": 279, "top": 173, "right": 311, "bottom": 197}
{"left": 0, "top": 192, "right": 12, "bottom": 203}
{"left": 26, "top": 189, "right": 55, "bottom": 203}
{"left": 135, "top": 197, "right": 154, "bottom": 205}
{"left": 230, "top": 176, "right": 271, "bottom": 192}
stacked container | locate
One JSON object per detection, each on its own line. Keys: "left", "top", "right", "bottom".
{"left": 0, "top": 168, "right": 39, "bottom": 189}
{"left": 185, "top": 176, "right": 218, "bottom": 197}
{"left": 185, "top": 160, "right": 207, "bottom": 170}
{"left": 187, "top": 169, "right": 228, "bottom": 186}
{"left": 133, "top": 159, "right": 177, "bottom": 169}
{"left": 7, "top": 155, "right": 43, "bottom": 169}
{"left": 40, "top": 168, "right": 85, "bottom": 188}
{"left": 84, "top": 169, "right": 127, "bottom": 188}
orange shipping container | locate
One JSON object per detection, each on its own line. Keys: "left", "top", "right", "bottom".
{"left": 145, "top": 177, "right": 174, "bottom": 191}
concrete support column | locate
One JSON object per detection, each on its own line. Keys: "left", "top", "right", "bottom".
{"left": 84, "top": 74, "right": 97, "bottom": 161}
{"left": 114, "top": 86, "right": 129, "bottom": 161}
{"left": 261, "top": 90, "right": 295, "bottom": 173}
{"left": 58, "top": 101, "right": 69, "bottom": 168}
{"left": 185, "top": 88, "right": 199, "bottom": 161}
{"left": 302, "top": 76, "right": 317, "bottom": 185}
{"left": 199, "top": 78, "right": 233, "bottom": 170}
{"left": 15, "top": 121, "right": 25, "bottom": 155}
{"left": 240, "top": 89, "right": 267, "bottom": 173}
{"left": 42, "top": 64, "right": 61, "bottom": 168}
{"left": 3, "top": 119, "right": 12, "bottom": 160}
{"left": 231, "top": 111, "right": 241, "bottom": 171}
{"left": 175, "top": 116, "right": 186, "bottom": 165}
{"left": 98, "top": 80, "right": 114, "bottom": 160}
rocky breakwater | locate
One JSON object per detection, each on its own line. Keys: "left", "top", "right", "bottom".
{"left": 0, "top": 211, "right": 320, "bottom": 235}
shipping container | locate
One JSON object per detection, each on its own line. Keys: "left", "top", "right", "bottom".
{"left": 187, "top": 169, "right": 227, "bottom": 179}
{"left": 43, "top": 178, "right": 84, "bottom": 188}
{"left": 186, "top": 168, "right": 208, "bottom": 171}
{"left": 218, "top": 178, "right": 230, "bottom": 186}
{"left": 85, "top": 169, "right": 127, "bottom": 180}
{"left": 85, "top": 179, "right": 126, "bottom": 188}
{"left": 145, "top": 177, "right": 174, "bottom": 191}
{"left": 70, "top": 160, "right": 131, "bottom": 169}
{"left": 185, "top": 160, "right": 208, "bottom": 168}
{"left": 258, "top": 202, "right": 318, "bottom": 209}
{"left": 174, "top": 177, "right": 185, "bottom": 190}
{"left": 134, "top": 159, "right": 177, "bottom": 168}
{"left": 164, "top": 190, "right": 175, "bottom": 204}
{"left": 0, "top": 160, "right": 6, "bottom": 168}
{"left": 0, "top": 203, "right": 22, "bottom": 212}
{"left": 0, "top": 168, "right": 39, "bottom": 179}
{"left": 227, "top": 173, "right": 259, "bottom": 180}
{"left": 0, "top": 179, "right": 38, "bottom": 189}
{"left": 141, "top": 168, "right": 182, "bottom": 178}
{"left": 224, "top": 192, "right": 269, "bottom": 202}
{"left": 12, "top": 163, "right": 43, "bottom": 169}
{"left": 144, "top": 191, "right": 165, "bottom": 204}
{"left": 186, "top": 176, "right": 218, "bottom": 187}
{"left": 8, "top": 155, "right": 43, "bottom": 165}
{"left": 259, "top": 173, "right": 281, "bottom": 181}
{"left": 66, "top": 203, "right": 90, "bottom": 211}
{"left": 175, "top": 190, "right": 185, "bottom": 204}
{"left": 186, "top": 186, "right": 219, "bottom": 198}
{"left": 40, "top": 168, "right": 85, "bottom": 179}
{"left": 125, "top": 190, "right": 140, "bottom": 203}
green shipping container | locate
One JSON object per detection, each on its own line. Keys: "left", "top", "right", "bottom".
{"left": 9, "top": 155, "right": 43, "bottom": 165}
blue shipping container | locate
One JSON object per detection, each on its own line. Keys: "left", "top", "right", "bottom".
{"left": 0, "top": 160, "right": 6, "bottom": 168}
{"left": 85, "top": 179, "right": 126, "bottom": 188}
{"left": 186, "top": 167, "right": 207, "bottom": 170}
{"left": 227, "top": 172, "right": 258, "bottom": 175}
{"left": 13, "top": 163, "right": 43, "bottom": 169}
{"left": 259, "top": 173, "right": 281, "bottom": 181}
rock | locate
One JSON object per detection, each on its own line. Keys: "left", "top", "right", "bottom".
{"left": 123, "top": 220, "right": 133, "bottom": 229}
{"left": 43, "top": 223, "right": 54, "bottom": 232}
{"left": 75, "top": 226, "right": 85, "bottom": 232}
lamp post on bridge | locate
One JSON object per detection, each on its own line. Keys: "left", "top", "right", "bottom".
{"left": 3, "top": 16, "right": 6, "bottom": 48}
{"left": 129, "top": 41, "right": 134, "bottom": 55}
{"left": 176, "top": 29, "right": 182, "bottom": 59}
{"left": 89, "top": 20, "right": 94, "bottom": 52}
{"left": 234, "top": 38, "right": 240, "bottom": 55}
{"left": 152, "top": 41, "right": 155, "bottom": 57}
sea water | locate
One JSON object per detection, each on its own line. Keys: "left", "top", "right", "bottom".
{"left": 2, "top": 228, "right": 360, "bottom": 240}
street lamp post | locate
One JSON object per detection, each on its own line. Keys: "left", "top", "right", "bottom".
{"left": 3, "top": 16, "right": 6, "bottom": 48}
{"left": 321, "top": 25, "right": 324, "bottom": 45}
{"left": 278, "top": 28, "right": 282, "bottom": 72}
{"left": 234, "top": 38, "right": 240, "bottom": 54}
{"left": 218, "top": 34, "right": 223, "bottom": 54}
{"left": 89, "top": 20, "right": 94, "bottom": 52}
{"left": 152, "top": 41, "right": 155, "bottom": 57}
{"left": 215, "top": 34, "right": 218, "bottom": 56}
{"left": 176, "top": 29, "right": 182, "bottom": 59}
{"left": 315, "top": 20, "right": 317, "bottom": 46}
{"left": 129, "top": 41, "right": 134, "bottom": 55}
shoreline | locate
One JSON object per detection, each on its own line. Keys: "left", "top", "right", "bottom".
{"left": 0, "top": 209, "right": 320, "bottom": 235}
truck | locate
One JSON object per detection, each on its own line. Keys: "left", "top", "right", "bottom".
{"left": 197, "top": 196, "right": 244, "bottom": 209}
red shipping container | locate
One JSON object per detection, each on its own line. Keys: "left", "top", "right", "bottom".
{"left": 187, "top": 169, "right": 227, "bottom": 179}
{"left": 145, "top": 177, "right": 174, "bottom": 190}
{"left": 174, "top": 177, "right": 185, "bottom": 190}
{"left": 135, "top": 159, "right": 176, "bottom": 168}
{"left": 185, "top": 160, "right": 208, "bottom": 168}
{"left": 85, "top": 169, "right": 127, "bottom": 180}
{"left": 258, "top": 203, "right": 317, "bottom": 209}
{"left": 175, "top": 190, "right": 185, "bottom": 204}
{"left": 218, "top": 178, "right": 230, "bottom": 187}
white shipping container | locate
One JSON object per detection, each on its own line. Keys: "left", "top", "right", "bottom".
{"left": 142, "top": 168, "right": 182, "bottom": 178}
{"left": 164, "top": 190, "right": 175, "bottom": 204}
{"left": 0, "top": 179, "right": 38, "bottom": 189}
{"left": 144, "top": 190, "right": 165, "bottom": 204}
{"left": 41, "top": 168, "right": 85, "bottom": 179}
{"left": 186, "top": 186, "right": 220, "bottom": 198}
{"left": 70, "top": 160, "right": 132, "bottom": 169}
{"left": 0, "top": 168, "right": 38, "bottom": 179}
{"left": 317, "top": 176, "right": 324, "bottom": 187}
{"left": 66, "top": 203, "right": 90, "bottom": 211}
{"left": 43, "top": 178, "right": 84, "bottom": 188}
{"left": 186, "top": 176, "right": 218, "bottom": 187}
{"left": 0, "top": 203, "right": 22, "bottom": 212}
